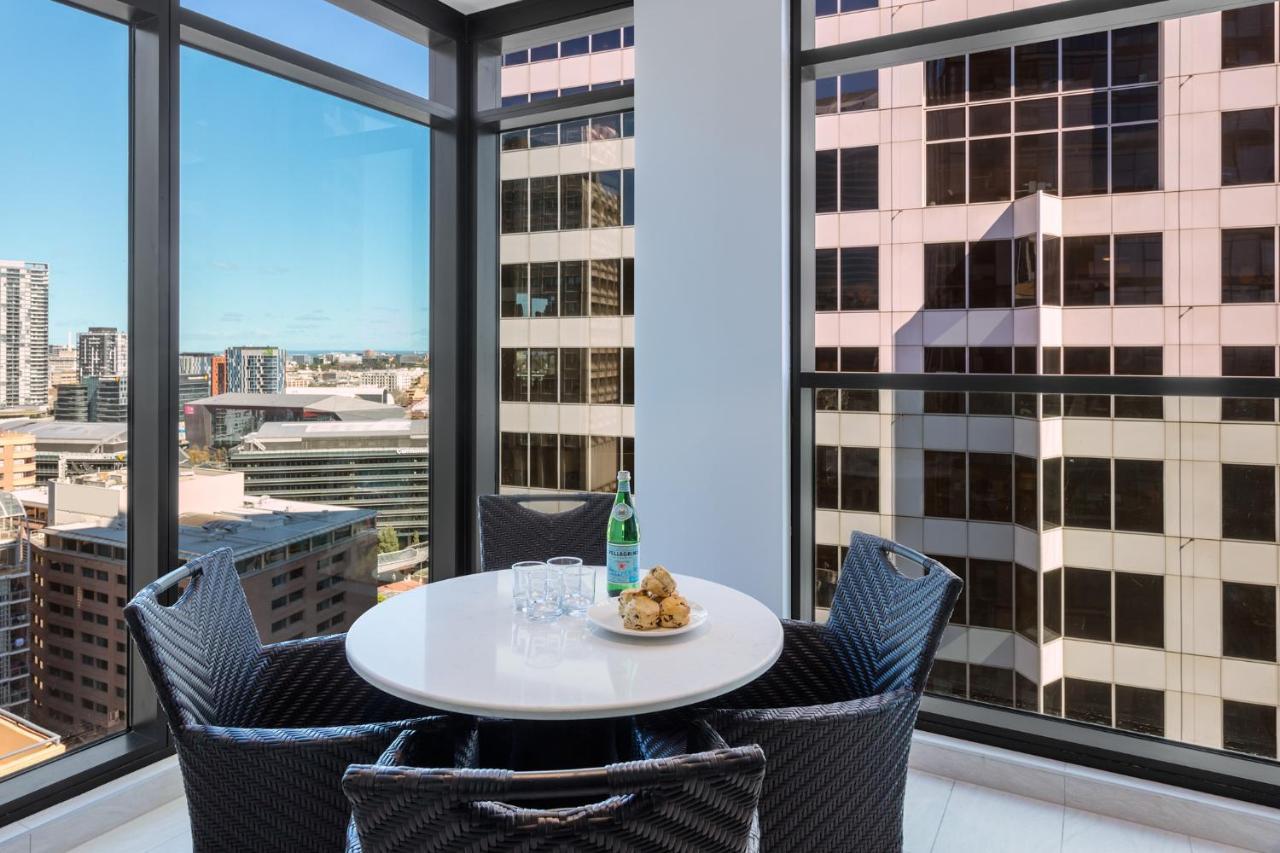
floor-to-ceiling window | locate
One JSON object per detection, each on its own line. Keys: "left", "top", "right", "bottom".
{"left": 0, "top": 0, "right": 457, "bottom": 821}
{"left": 797, "top": 0, "right": 1280, "bottom": 803}
{"left": 0, "top": 0, "right": 130, "bottom": 783}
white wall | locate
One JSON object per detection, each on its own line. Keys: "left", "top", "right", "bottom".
{"left": 634, "top": 0, "right": 790, "bottom": 614}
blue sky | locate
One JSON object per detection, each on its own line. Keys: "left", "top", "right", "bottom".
{"left": 1, "top": 0, "right": 430, "bottom": 354}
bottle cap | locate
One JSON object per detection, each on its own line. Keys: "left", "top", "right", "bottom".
{"left": 617, "top": 470, "right": 631, "bottom": 480}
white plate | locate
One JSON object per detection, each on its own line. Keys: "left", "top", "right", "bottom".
{"left": 586, "top": 598, "right": 708, "bottom": 637}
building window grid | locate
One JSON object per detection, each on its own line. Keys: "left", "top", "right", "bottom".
{"left": 500, "top": 430, "right": 632, "bottom": 494}
{"left": 500, "top": 168, "right": 636, "bottom": 235}
{"left": 922, "top": 31, "right": 1159, "bottom": 205}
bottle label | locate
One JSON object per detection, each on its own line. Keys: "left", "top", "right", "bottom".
{"left": 607, "top": 542, "right": 640, "bottom": 587}
{"left": 611, "top": 504, "right": 634, "bottom": 522}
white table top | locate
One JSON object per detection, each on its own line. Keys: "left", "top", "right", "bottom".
{"left": 345, "top": 569, "right": 784, "bottom": 721}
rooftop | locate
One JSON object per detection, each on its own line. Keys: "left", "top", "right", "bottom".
{"left": 239, "top": 418, "right": 427, "bottom": 445}
{"left": 0, "top": 711, "right": 63, "bottom": 777}
{"left": 45, "top": 494, "right": 373, "bottom": 562}
{"left": 0, "top": 419, "right": 128, "bottom": 445}
{"left": 186, "top": 392, "right": 405, "bottom": 420}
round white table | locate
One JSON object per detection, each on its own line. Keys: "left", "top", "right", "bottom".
{"left": 345, "top": 568, "right": 784, "bottom": 721}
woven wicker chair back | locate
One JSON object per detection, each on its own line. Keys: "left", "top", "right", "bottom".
{"left": 826, "top": 532, "right": 963, "bottom": 699}
{"left": 477, "top": 492, "right": 613, "bottom": 571}
{"left": 124, "top": 547, "right": 261, "bottom": 729}
{"left": 344, "top": 734, "right": 765, "bottom": 853}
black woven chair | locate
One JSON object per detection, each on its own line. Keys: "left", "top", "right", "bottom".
{"left": 689, "top": 532, "right": 962, "bottom": 853}
{"left": 477, "top": 492, "right": 613, "bottom": 571}
{"left": 124, "top": 547, "right": 469, "bottom": 853}
{"left": 342, "top": 721, "right": 766, "bottom": 853}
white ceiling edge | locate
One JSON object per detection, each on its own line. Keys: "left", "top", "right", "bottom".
{"left": 441, "top": 0, "right": 519, "bottom": 13}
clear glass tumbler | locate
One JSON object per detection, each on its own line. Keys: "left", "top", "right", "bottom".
{"left": 511, "top": 561, "right": 542, "bottom": 612}
{"left": 551, "top": 558, "right": 594, "bottom": 616}
{"left": 521, "top": 562, "right": 563, "bottom": 623}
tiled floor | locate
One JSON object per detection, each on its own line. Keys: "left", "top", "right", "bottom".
{"left": 64, "top": 770, "right": 1259, "bottom": 853}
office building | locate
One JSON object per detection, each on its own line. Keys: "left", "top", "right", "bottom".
{"left": 230, "top": 419, "right": 429, "bottom": 549}
{"left": 0, "top": 420, "right": 129, "bottom": 484}
{"left": 75, "top": 327, "right": 127, "bottom": 379}
{"left": 27, "top": 468, "right": 378, "bottom": 746}
{"left": 0, "top": 263, "right": 49, "bottom": 411}
{"left": 184, "top": 392, "right": 406, "bottom": 450}
{"left": 52, "top": 377, "right": 127, "bottom": 424}
{"left": 498, "top": 29, "right": 636, "bottom": 494}
{"left": 806, "top": 7, "right": 1280, "bottom": 759}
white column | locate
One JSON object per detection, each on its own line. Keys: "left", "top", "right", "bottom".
{"left": 633, "top": 0, "right": 791, "bottom": 614}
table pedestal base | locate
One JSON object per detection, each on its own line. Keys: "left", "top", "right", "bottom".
{"left": 477, "top": 718, "right": 635, "bottom": 771}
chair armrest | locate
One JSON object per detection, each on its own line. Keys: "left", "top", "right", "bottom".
{"left": 707, "top": 686, "right": 916, "bottom": 726}
{"left": 252, "top": 634, "right": 433, "bottom": 727}
{"left": 702, "top": 619, "right": 849, "bottom": 710}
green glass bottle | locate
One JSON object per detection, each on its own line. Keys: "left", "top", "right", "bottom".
{"left": 606, "top": 470, "right": 640, "bottom": 596}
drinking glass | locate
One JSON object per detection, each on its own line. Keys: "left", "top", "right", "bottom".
{"left": 511, "top": 561, "right": 542, "bottom": 612}
{"left": 522, "top": 562, "right": 564, "bottom": 623}
{"left": 553, "top": 558, "right": 595, "bottom": 616}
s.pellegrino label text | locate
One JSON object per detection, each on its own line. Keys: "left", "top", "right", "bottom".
{"left": 607, "top": 470, "right": 640, "bottom": 596}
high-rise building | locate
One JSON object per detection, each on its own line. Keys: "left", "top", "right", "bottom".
{"left": 230, "top": 419, "right": 429, "bottom": 549}
{"left": 75, "top": 327, "right": 127, "bottom": 380}
{"left": 0, "top": 263, "right": 49, "bottom": 411}
{"left": 225, "top": 346, "right": 288, "bottom": 395}
{"left": 210, "top": 354, "right": 227, "bottom": 396}
{"left": 808, "top": 8, "right": 1280, "bottom": 759}
{"left": 497, "top": 29, "right": 636, "bottom": 495}
{"left": 26, "top": 469, "right": 379, "bottom": 746}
